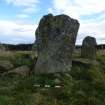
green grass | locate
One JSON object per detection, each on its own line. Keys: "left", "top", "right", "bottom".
{"left": 0, "top": 51, "right": 105, "bottom": 105}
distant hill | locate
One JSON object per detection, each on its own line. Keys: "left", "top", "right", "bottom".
{"left": 1, "top": 43, "right": 105, "bottom": 51}
{"left": 2, "top": 43, "right": 33, "bottom": 51}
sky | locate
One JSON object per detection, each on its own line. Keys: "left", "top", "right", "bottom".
{"left": 0, "top": 0, "right": 105, "bottom": 45}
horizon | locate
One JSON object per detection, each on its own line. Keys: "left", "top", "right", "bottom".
{"left": 0, "top": 0, "right": 105, "bottom": 45}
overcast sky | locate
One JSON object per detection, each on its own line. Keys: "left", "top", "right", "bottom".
{"left": 0, "top": 0, "right": 105, "bottom": 45}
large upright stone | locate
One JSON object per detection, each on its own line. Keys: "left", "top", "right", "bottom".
{"left": 81, "top": 36, "right": 97, "bottom": 59}
{"left": 34, "top": 14, "right": 80, "bottom": 74}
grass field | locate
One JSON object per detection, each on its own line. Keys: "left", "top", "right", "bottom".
{"left": 0, "top": 50, "right": 105, "bottom": 105}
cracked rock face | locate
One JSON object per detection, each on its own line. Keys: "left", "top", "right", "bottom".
{"left": 34, "top": 14, "right": 80, "bottom": 74}
{"left": 81, "top": 36, "right": 97, "bottom": 60}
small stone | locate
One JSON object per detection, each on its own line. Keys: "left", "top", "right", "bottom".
{"left": 0, "top": 60, "right": 14, "bottom": 73}
{"left": 5, "top": 65, "right": 30, "bottom": 77}
{"left": 54, "top": 78, "right": 61, "bottom": 85}
{"left": 54, "top": 85, "right": 61, "bottom": 88}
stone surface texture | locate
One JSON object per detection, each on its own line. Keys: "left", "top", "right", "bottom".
{"left": 34, "top": 14, "right": 80, "bottom": 73}
{"left": 81, "top": 36, "right": 97, "bottom": 59}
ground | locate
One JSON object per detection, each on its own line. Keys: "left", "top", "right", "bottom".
{"left": 0, "top": 50, "right": 105, "bottom": 105}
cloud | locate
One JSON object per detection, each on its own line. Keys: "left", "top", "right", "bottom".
{"left": 2, "top": 0, "right": 105, "bottom": 44}
{"left": 5, "top": 0, "right": 39, "bottom": 14}
{"left": 1, "top": 0, "right": 39, "bottom": 44}
{"left": 76, "top": 18, "right": 105, "bottom": 45}
{"left": 48, "top": 0, "right": 105, "bottom": 44}
{"left": 52, "top": 0, "right": 105, "bottom": 19}
{"left": 17, "top": 14, "right": 29, "bottom": 18}
{"left": 0, "top": 20, "right": 37, "bottom": 44}
{"left": 6, "top": 0, "right": 38, "bottom": 6}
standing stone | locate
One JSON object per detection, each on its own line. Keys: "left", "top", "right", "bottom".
{"left": 81, "top": 36, "right": 97, "bottom": 59}
{"left": 34, "top": 14, "right": 80, "bottom": 74}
